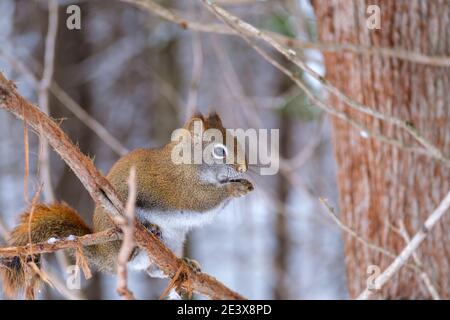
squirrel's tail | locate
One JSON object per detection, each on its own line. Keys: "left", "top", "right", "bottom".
{"left": 0, "top": 203, "right": 91, "bottom": 299}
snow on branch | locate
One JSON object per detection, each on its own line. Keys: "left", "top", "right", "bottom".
{"left": 0, "top": 228, "right": 121, "bottom": 258}
{"left": 0, "top": 72, "right": 245, "bottom": 300}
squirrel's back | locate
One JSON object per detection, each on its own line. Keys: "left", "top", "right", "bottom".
{"left": 0, "top": 112, "right": 254, "bottom": 299}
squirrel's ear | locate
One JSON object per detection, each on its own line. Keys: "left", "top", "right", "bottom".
{"left": 184, "top": 113, "right": 205, "bottom": 134}
{"left": 206, "top": 112, "right": 223, "bottom": 129}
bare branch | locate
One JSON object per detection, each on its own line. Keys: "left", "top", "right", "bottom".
{"left": 0, "top": 215, "right": 9, "bottom": 241}
{"left": 215, "top": 0, "right": 262, "bottom": 5}
{"left": 201, "top": 1, "right": 450, "bottom": 167}
{"left": 0, "top": 204, "right": 87, "bottom": 300}
{"left": 211, "top": 38, "right": 263, "bottom": 127}
{"left": 236, "top": 32, "right": 429, "bottom": 157}
{"left": 320, "top": 198, "right": 399, "bottom": 260}
{"left": 186, "top": 32, "right": 203, "bottom": 118}
{"left": 0, "top": 50, "right": 129, "bottom": 157}
{"left": 50, "top": 82, "right": 129, "bottom": 156}
{"left": 23, "top": 118, "right": 30, "bottom": 202}
{"left": 38, "top": 0, "right": 59, "bottom": 202}
{"left": 0, "top": 72, "right": 245, "bottom": 300}
{"left": 120, "top": 0, "right": 450, "bottom": 67}
{"left": 356, "top": 190, "right": 450, "bottom": 300}
{"left": 319, "top": 198, "right": 435, "bottom": 273}
{"left": 321, "top": 198, "right": 444, "bottom": 300}
{"left": 116, "top": 166, "right": 137, "bottom": 300}
{"left": 36, "top": 64, "right": 82, "bottom": 291}
{"left": 0, "top": 228, "right": 121, "bottom": 258}
{"left": 44, "top": 267, "right": 87, "bottom": 300}
{"left": 395, "top": 220, "right": 441, "bottom": 300}
{"left": 283, "top": 118, "right": 324, "bottom": 171}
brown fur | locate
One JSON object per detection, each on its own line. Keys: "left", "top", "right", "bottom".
{"left": 92, "top": 113, "right": 249, "bottom": 272}
{"left": 0, "top": 203, "right": 91, "bottom": 299}
{"left": 0, "top": 113, "right": 253, "bottom": 296}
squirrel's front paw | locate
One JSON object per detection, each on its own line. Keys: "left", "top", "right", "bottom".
{"left": 227, "top": 179, "right": 254, "bottom": 198}
{"left": 142, "top": 221, "right": 162, "bottom": 239}
{"left": 182, "top": 257, "right": 202, "bottom": 273}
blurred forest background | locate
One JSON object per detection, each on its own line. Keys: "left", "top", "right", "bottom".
{"left": 0, "top": 0, "right": 449, "bottom": 300}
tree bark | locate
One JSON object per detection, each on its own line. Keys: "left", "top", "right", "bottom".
{"left": 312, "top": 0, "right": 450, "bottom": 299}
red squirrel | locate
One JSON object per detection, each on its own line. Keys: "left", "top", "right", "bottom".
{"left": 0, "top": 112, "right": 254, "bottom": 299}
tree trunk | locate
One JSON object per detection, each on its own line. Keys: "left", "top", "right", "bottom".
{"left": 312, "top": 0, "right": 450, "bottom": 299}
{"left": 274, "top": 82, "right": 295, "bottom": 300}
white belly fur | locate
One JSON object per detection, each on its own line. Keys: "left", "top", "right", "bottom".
{"left": 128, "top": 205, "right": 224, "bottom": 272}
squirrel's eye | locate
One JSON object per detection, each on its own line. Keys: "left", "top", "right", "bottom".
{"left": 212, "top": 144, "right": 228, "bottom": 159}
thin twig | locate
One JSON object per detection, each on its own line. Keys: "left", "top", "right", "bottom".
{"left": 1, "top": 49, "right": 90, "bottom": 301}
{"left": 395, "top": 220, "right": 441, "bottom": 300}
{"left": 0, "top": 50, "right": 129, "bottom": 157}
{"left": 27, "top": 185, "right": 43, "bottom": 258}
{"left": 120, "top": 0, "right": 450, "bottom": 67}
{"left": 0, "top": 72, "right": 245, "bottom": 300}
{"left": 321, "top": 198, "right": 444, "bottom": 300}
{"left": 320, "top": 199, "right": 404, "bottom": 261}
{"left": 319, "top": 198, "right": 424, "bottom": 274}
{"left": 50, "top": 82, "right": 129, "bottom": 156}
{"left": 23, "top": 118, "right": 30, "bottom": 202}
{"left": 356, "top": 190, "right": 450, "bottom": 300}
{"left": 0, "top": 215, "right": 9, "bottom": 241}
{"left": 216, "top": 0, "right": 262, "bottom": 5}
{"left": 0, "top": 217, "right": 87, "bottom": 300}
{"left": 44, "top": 267, "right": 87, "bottom": 300}
{"left": 38, "top": 0, "right": 59, "bottom": 202}
{"left": 230, "top": 32, "right": 429, "bottom": 157}
{"left": 202, "top": 1, "right": 450, "bottom": 167}
{"left": 116, "top": 166, "right": 137, "bottom": 300}
{"left": 186, "top": 32, "right": 203, "bottom": 118}
{"left": 0, "top": 199, "right": 86, "bottom": 300}
{"left": 0, "top": 228, "right": 121, "bottom": 258}
{"left": 283, "top": 117, "right": 324, "bottom": 171}
{"left": 38, "top": 1, "right": 82, "bottom": 294}
{"left": 211, "top": 38, "right": 262, "bottom": 127}
{"left": 159, "top": 264, "right": 185, "bottom": 300}
{"left": 75, "top": 245, "right": 92, "bottom": 280}
{"left": 27, "top": 260, "right": 53, "bottom": 291}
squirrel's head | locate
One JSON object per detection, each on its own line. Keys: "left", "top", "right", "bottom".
{"left": 171, "top": 112, "right": 248, "bottom": 185}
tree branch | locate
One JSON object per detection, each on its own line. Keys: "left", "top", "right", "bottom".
{"left": 0, "top": 72, "right": 245, "bottom": 300}
{"left": 0, "top": 215, "right": 9, "bottom": 241}
{"left": 356, "top": 190, "right": 450, "bottom": 300}
{"left": 395, "top": 220, "right": 441, "bottom": 300}
{"left": 320, "top": 198, "right": 440, "bottom": 298}
{"left": 0, "top": 228, "right": 121, "bottom": 258}
{"left": 214, "top": 20, "right": 431, "bottom": 159}
{"left": 0, "top": 50, "right": 129, "bottom": 157}
{"left": 201, "top": 0, "right": 450, "bottom": 167}
{"left": 116, "top": 166, "right": 137, "bottom": 300}
{"left": 38, "top": 0, "right": 58, "bottom": 202}
{"left": 120, "top": 0, "right": 450, "bottom": 67}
